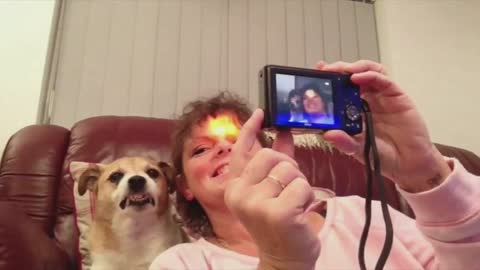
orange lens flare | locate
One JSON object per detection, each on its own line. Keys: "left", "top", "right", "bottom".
{"left": 207, "top": 115, "right": 239, "bottom": 140}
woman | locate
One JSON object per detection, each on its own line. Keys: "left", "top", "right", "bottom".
{"left": 301, "top": 85, "right": 334, "bottom": 124}
{"left": 150, "top": 60, "right": 480, "bottom": 269}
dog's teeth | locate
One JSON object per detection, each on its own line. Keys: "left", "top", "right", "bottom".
{"left": 119, "top": 198, "right": 127, "bottom": 210}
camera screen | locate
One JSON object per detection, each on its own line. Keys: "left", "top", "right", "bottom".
{"left": 275, "top": 73, "right": 336, "bottom": 128}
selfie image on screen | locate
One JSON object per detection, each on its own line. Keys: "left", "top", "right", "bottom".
{"left": 275, "top": 74, "right": 334, "bottom": 127}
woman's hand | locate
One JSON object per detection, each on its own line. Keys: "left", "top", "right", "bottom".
{"left": 225, "top": 109, "right": 320, "bottom": 270}
{"left": 318, "top": 60, "right": 451, "bottom": 192}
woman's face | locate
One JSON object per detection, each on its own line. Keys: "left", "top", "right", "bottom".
{"left": 303, "top": 89, "right": 325, "bottom": 114}
{"left": 180, "top": 115, "right": 261, "bottom": 211}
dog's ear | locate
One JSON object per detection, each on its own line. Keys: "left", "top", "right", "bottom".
{"left": 158, "top": 161, "right": 176, "bottom": 194}
{"left": 70, "top": 162, "right": 104, "bottom": 196}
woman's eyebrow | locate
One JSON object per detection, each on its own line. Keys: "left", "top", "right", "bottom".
{"left": 189, "top": 135, "right": 215, "bottom": 144}
{"left": 190, "top": 135, "right": 209, "bottom": 140}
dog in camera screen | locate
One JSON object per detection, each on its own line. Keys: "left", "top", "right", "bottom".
{"left": 275, "top": 74, "right": 334, "bottom": 127}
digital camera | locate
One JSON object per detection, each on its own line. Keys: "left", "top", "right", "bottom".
{"left": 259, "top": 65, "right": 362, "bottom": 135}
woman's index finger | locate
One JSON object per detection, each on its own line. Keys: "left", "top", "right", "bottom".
{"left": 232, "top": 109, "right": 264, "bottom": 154}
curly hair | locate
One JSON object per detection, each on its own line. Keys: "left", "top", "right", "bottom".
{"left": 170, "top": 91, "right": 269, "bottom": 238}
{"left": 298, "top": 83, "right": 331, "bottom": 115}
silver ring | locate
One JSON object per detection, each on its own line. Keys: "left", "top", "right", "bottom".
{"left": 345, "top": 151, "right": 357, "bottom": 156}
{"left": 266, "top": 174, "right": 286, "bottom": 190}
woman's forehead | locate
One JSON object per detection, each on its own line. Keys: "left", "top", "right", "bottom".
{"left": 185, "top": 115, "right": 241, "bottom": 144}
{"left": 188, "top": 122, "right": 209, "bottom": 139}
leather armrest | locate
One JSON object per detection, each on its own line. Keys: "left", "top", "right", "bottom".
{"left": 435, "top": 143, "right": 480, "bottom": 175}
{"left": 0, "top": 201, "right": 71, "bottom": 270}
{"left": 396, "top": 144, "right": 480, "bottom": 219}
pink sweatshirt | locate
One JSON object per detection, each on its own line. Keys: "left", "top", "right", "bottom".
{"left": 149, "top": 159, "right": 480, "bottom": 269}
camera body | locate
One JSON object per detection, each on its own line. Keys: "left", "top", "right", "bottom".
{"left": 259, "top": 65, "right": 362, "bottom": 135}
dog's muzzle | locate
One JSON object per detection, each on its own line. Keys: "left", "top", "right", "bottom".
{"left": 119, "top": 175, "right": 155, "bottom": 210}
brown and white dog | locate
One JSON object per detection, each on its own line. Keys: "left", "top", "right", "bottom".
{"left": 287, "top": 88, "right": 306, "bottom": 122}
{"left": 71, "top": 157, "right": 188, "bottom": 270}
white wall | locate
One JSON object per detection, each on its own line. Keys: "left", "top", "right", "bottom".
{"left": 2, "top": 0, "right": 478, "bottom": 157}
{"left": 48, "top": 0, "right": 378, "bottom": 128}
{"left": 375, "top": 0, "right": 480, "bottom": 155}
{"left": 0, "top": 0, "right": 55, "bottom": 157}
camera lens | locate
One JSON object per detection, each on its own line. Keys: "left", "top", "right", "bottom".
{"left": 345, "top": 104, "right": 361, "bottom": 121}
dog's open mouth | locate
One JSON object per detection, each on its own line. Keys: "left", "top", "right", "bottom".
{"left": 119, "top": 193, "right": 155, "bottom": 210}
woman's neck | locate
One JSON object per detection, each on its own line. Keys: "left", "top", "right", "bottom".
{"left": 206, "top": 209, "right": 259, "bottom": 257}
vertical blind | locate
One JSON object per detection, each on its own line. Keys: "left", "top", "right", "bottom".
{"left": 47, "top": 0, "right": 378, "bottom": 128}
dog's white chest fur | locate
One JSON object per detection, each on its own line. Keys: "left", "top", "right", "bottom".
{"left": 90, "top": 210, "right": 183, "bottom": 270}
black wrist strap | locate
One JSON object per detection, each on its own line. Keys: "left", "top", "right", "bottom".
{"left": 358, "top": 100, "right": 394, "bottom": 270}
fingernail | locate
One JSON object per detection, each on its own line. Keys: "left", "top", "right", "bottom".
{"left": 316, "top": 60, "right": 327, "bottom": 69}
{"left": 256, "top": 108, "right": 265, "bottom": 116}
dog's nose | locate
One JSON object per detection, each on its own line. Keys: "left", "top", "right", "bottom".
{"left": 128, "top": 176, "right": 146, "bottom": 192}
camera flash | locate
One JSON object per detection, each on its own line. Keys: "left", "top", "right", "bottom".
{"left": 207, "top": 115, "right": 239, "bottom": 140}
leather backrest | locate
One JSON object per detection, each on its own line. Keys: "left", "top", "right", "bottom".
{"left": 52, "top": 116, "right": 404, "bottom": 263}
{"left": 0, "top": 125, "right": 70, "bottom": 236}
{"left": 54, "top": 116, "right": 176, "bottom": 262}
{"left": 2, "top": 116, "right": 479, "bottom": 267}
{"left": 296, "top": 146, "right": 402, "bottom": 208}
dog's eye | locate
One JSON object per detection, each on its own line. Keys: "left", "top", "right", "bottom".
{"left": 109, "top": 172, "right": 124, "bottom": 183}
{"left": 146, "top": 169, "right": 160, "bottom": 179}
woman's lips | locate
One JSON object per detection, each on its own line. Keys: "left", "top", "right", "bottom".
{"left": 211, "top": 164, "right": 230, "bottom": 179}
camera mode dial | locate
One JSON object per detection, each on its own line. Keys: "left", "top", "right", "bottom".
{"left": 345, "top": 104, "right": 361, "bottom": 122}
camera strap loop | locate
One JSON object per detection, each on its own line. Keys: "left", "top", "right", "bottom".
{"left": 358, "top": 100, "right": 394, "bottom": 270}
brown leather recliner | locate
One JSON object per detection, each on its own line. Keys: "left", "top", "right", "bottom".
{"left": 1, "top": 116, "right": 479, "bottom": 270}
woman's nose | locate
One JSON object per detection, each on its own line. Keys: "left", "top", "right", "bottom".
{"left": 216, "top": 141, "right": 232, "bottom": 156}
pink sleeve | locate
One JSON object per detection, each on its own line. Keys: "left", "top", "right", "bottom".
{"left": 397, "top": 158, "right": 480, "bottom": 269}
